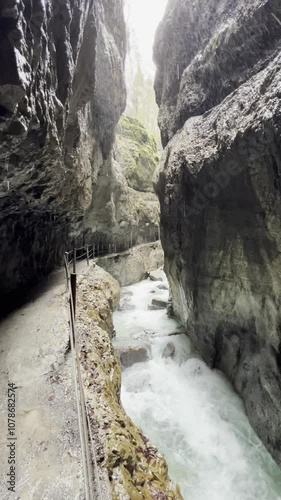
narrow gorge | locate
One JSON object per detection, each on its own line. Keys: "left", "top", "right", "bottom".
{"left": 0, "top": 0, "right": 158, "bottom": 306}
{"left": 0, "top": 0, "right": 281, "bottom": 499}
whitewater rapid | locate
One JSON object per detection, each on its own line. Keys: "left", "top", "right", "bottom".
{"left": 113, "top": 271, "right": 281, "bottom": 500}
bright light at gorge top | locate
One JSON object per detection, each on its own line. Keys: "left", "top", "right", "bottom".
{"left": 125, "top": 0, "right": 168, "bottom": 76}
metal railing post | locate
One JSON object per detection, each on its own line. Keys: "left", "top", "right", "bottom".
{"left": 64, "top": 252, "right": 70, "bottom": 289}
{"left": 70, "top": 273, "right": 77, "bottom": 319}
{"left": 86, "top": 245, "right": 89, "bottom": 266}
{"left": 73, "top": 248, "right": 76, "bottom": 274}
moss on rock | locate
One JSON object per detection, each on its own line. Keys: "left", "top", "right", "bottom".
{"left": 76, "top": 265, "right": 182, "bottom": 499}
{"left": 117, "top": 115, "right": 159, "bottom": 193}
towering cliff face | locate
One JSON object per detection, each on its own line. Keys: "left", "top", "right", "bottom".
{"left": 82, "top": 115, "right": 160, "bottom": 249}
{"left": 154, "top": 0, "right": 281, "bottom": 464}
{"left": 117, "top": 115, "right": 159, "bottom": 194}
{"left": 0, "top": 0, "right": 126, "bottom": 301}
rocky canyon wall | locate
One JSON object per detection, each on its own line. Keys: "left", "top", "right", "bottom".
{"left": 0, "top": 0, "right": 126, "bottom": 302}
{"left": 154, "top": 0, "right": 281, "bottom": 463}
{"left": 82, "top": 114, "right": 160, "bottom": 249}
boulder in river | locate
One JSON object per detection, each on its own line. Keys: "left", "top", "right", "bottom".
{"left": 147, "top": 271, "right": 164, "bottom": 282}
{"left": 162, "top": 342, "right": 176, "bottom": 359}
{"left": 167, "top": 298, "right": 175, "bottom": 318}
{"left": 119, "top": 346, "right": 149, "bottom": 368}
{"left": 157, "top": 284, "right": 169, "bottom": 291}
{"left": 149, "top": 298, "right": 168, "bottom": 310}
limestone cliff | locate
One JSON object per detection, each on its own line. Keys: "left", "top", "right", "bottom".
{"left": 82, "top": 115, "right": 160, "bottom": 249}
{"left": 154, "top": 0, "right": 281, "bottom": 464}
{"left": 0, "top": 0, "right": 126, "bottom": 301}
{"left": 117, "top": 115, "right": 159, "bottom": 193}
{"left": 76, "top": 265, "right": 182, "bottom": 499}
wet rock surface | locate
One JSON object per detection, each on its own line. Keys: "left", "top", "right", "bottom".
{"left": 119, "top": 345, "right": 150, "bottom": 368}
{"left": 162, "top": 342, "right": 176, "bottom": 359}
{"left": 154, "top": 0, "right": 281, "bottom": 147}
{"left": 149, "top": 298, "right": 168, "bottom": 310}
{"left": 98, "top": 241, "right": 164, "bottom": 287}
{"left": 0, "top": 0, "right": 126, "bottom": 300}
{"left": 83, "top": 115, "right": 160, "bottom": 251}
{"left": 154, "top": 0, "right": 281, "bottom": 464}
{"left": 148, "top": 270, "right": 164, "bottom": 282}
{"left": 152, "top": 298, "right": 168, "bottom": 308}
{"left": 158, "top": 284, "right": 169, "bottom": 291}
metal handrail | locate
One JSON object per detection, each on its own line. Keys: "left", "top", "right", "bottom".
{"left": 68, "top": 289, "right": 94, "bottom": 500}
{"left": 63, "top": 236, "right": 161, "bottom": 499}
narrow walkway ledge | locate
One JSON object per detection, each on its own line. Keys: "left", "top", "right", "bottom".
{"left": 0, "top": 240, "right": 163, "bottom": 499}
{"left": 0, "top": 271, "right": 84, "bottom": 500}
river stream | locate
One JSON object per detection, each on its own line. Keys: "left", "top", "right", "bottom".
{"left": 113, "top": 271, "right": 281, "bottom": 500}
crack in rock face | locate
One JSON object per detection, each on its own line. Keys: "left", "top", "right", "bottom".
{"left": 154, "top": 0, "right": 281, "bottom": 465}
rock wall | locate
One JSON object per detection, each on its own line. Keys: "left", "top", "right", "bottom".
{"left": 116, "top": 115, "right": 159, "bottom": 193}
{"left": 154, "top": 0, "right": 281, "bottom": 464}
{"left": 82, "top": 115, "right": 160, "bottom": 250}
{"left": 76, "top": 265, "right": 182, "bottom": 499}
{"left": 0, "top": 0, "right": 126, "bottom": 301}
{"left": 98, "top": 241, "right": 164, "bottom": 287}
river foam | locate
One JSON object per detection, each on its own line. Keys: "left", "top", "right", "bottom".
{"left": 113, "top": 272, "right": 281, "bottom": 500}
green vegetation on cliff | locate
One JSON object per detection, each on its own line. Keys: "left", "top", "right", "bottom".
{"left": 84, "top": 114, "right": 160, "bottom": 247}
{"left": 117, "top": 115, "right": 159, "bottom": 193}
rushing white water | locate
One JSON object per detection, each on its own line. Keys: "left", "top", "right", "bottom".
{"left": 113, "top": 272, "right": 281, "bottom": 500}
